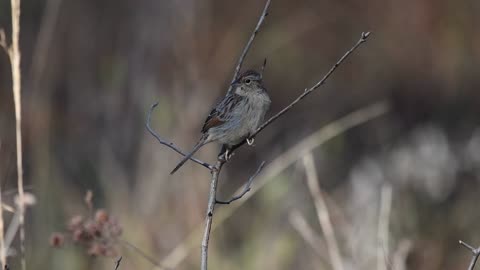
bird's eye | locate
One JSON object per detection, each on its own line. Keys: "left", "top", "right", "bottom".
{"left": 245, "top": 79, "right": 251, "bottom": 84}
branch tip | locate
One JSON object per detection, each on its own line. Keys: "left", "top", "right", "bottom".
{"left": 460, "top": 240, "right": 478, "bottom": 254}
{"left": 146, "top": 101, "right": 213, "bottom": 171}
{"left": 0, "top": 28, "right": 8, "bottom": 52}
{"left": 361, "top": 31, "right": 371, "bottom": 40}
{"left": 226, "top": 0, "right": 272, "bottom": 95}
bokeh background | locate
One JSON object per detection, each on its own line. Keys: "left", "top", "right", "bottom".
{"left": 1, "top": 0, "right": 480, "bottom": 269}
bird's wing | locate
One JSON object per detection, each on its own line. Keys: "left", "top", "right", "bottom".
{"left": 202, "top": 93, "right": 242, "bottom": 133}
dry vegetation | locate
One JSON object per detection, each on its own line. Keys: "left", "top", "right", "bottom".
{"left": 1, "top": 0, "right": 480, "bottom": 269}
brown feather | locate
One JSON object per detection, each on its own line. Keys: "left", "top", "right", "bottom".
{"left": 202, "top": 116, "right": 224, "bottom": 132}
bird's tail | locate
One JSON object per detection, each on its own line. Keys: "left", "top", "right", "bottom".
{"left": 170, "top": 138, "right": 208, "bottom": 175}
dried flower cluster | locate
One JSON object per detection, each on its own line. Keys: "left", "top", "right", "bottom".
{"left": 50, "top": 191, "right": 122, "bottom": 257}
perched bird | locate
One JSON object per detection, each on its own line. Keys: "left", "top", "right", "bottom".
{"left": 170, "top": 70, "right": 271, "bottom": 174}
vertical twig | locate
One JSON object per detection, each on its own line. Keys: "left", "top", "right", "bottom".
{"left": 303, "top": 153, "right": 344, "bottom": 270}
{"left": 201, "top": 160, "right": 224, "bottom": 270}
{"left": 0, "top": 1, "right": 25, "bottom": 269}
{"left": 377, "top": 184, "right": 393, "bottom": 270}
{"left": 226, "top": 0, "right": 271, "bottom": 95}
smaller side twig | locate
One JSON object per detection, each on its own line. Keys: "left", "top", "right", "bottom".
{"left": 114, "top": 257, "right": 122, "bottom": 270}
{"left": 226, "top": 0, "right": 272, "bottom": 95}
{"left": 216, "top": 161, "right": 265, "bottom": 204}
{"left": 146, "top": 102, "right": 213, "bottom": 171}
{"left": 0, "top": 29, "right": 8, "bottom": 54}
{"left": 459, "top": 240, "right": 480, "bottom": 270}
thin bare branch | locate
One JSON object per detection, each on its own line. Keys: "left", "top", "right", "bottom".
{"left": 226, "top": 0, "right": 272, "bottom": 95}
{"left": 114, "top": 257, "right": 122, "bottom": 270}
{"left": 303, "top": 153, "right": 344, "bottom": 270}
{"left": 201, "top": 160, "right": 224, "bottom": 270}
{"left": 230, "top": 32, "right": 372, "bottom": 154}
{"left": 252, "top": 32, "right": 370, "bottom": 137}
{"left": 460, "top": 240, "right": 480, "bottom": 270}
{"left": 3, "top": 1, "right": 26, "bottom": 269}
{"left": 148, "top": 9, "right": 371, "bottom": 270}
{"left": 216, "top": 161, "right": 265, "bottom": 204}
{"left": 146, "top": 102, "right": 214, "bottom": 171}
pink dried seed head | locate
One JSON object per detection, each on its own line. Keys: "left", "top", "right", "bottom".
{"left": 95, "top": 209, "right": 109, "bottom": 224}
{"left": 85, "top": 221, "right": 102, "bottom": 238}
{"left": 49, "top": 233, "right": 65, "bottom": 247}
{"left": 68, "top": 215, "right": 84, "bottom": 231}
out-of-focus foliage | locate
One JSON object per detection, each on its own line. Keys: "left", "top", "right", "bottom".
{"left": 0, "top": 0, "right": 480, "bottom": 269}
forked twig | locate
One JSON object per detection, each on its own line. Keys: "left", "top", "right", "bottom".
{"left": 459, "top": 240, "right": 480, "bottom": 270}
{"left": 146, "top": 2, "right": 372, "bottom": 270}
{"left": 216, "top": 161, "right": 265, "bottom": 204}
{"left": 159, "top": 102, "right": 389, "bottom": 269}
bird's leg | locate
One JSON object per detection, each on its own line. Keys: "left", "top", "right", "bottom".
{"left": 246, "top": 137, "right": 255, "bottom": 146}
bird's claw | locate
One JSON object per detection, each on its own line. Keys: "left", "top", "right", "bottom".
{"left": 223, "top": 149, "right": 234, "bottom": 161}
{"left": 246, "top": 138, "right": 255, "bottom": 146}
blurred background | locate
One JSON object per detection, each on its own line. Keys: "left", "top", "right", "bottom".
{"left": 1, "top": 0, "right": 480, "bottom": 269}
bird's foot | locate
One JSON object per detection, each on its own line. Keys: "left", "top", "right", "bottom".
{"left": 223, "top": 149, "right": 234, "bottom": 161}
